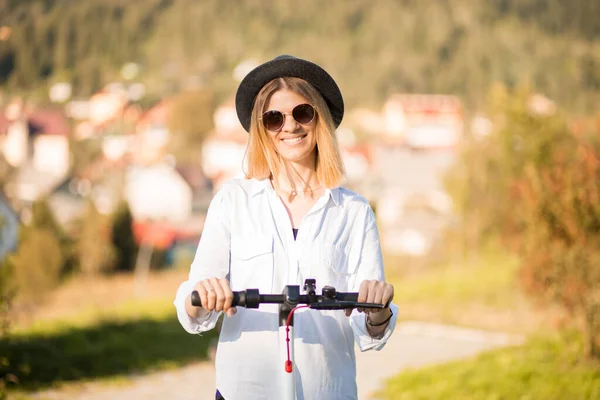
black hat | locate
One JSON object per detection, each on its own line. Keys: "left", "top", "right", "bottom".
{"left": 235, "top": 55, "right": 344, "bottom": 132}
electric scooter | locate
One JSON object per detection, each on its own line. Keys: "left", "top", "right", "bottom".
{"left": 191, "top": 278, "right": 385, "bottom": 400}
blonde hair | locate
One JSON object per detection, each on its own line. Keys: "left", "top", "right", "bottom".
{"left": 245, "top": 77, "right": 345, "bottom": 189}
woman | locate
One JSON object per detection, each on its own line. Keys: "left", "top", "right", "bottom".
{"left": 174, "top": 55, "right": 397, "bottom": 400}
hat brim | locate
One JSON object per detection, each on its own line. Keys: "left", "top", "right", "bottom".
{"left": 235, "top": 55, "right": 344, "bottom": 132}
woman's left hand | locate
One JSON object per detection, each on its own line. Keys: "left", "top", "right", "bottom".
{"left": 344, "top": 280, "right": 394, "bottom": 320}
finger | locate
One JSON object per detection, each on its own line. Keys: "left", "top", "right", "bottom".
{"left": 366, "top": 280, "right": 379, "bottom": 303}
{"left": 371, "top": 282, "right": 386, "bottom": 313}
{"left": 357, "top": 280, "right": 370, "bottom": 313}
{"left": 365, "top": 280, "right": 380, "bottom": 314}
{"left": 218, "top": 278, "right": 234, "bottom": 312}
{"left": 202, "top": 280, "right": 217, "bottom": 311}
{"left": 194, "top": 282, "right": 209, "bottom": 310}
{"left": 210, "top": 277, "right": 226, "bottom": 312}
{"left": 382, "top": 283, "right": 394, "bottom": 308}
{"left": 344, "top": 308, "right": 353, "bottom": 317}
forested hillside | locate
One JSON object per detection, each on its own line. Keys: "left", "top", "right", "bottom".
{"left": 0, "top": 0, "right": 598, "bottom": 112}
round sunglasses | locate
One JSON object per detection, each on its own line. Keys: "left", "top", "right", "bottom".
{"left": 260, "top": 103, "right": 316, "bottom": 132}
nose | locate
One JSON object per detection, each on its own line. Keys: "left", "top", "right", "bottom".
{"left": 280, "top": 112, "right": 300, "bottom": 133}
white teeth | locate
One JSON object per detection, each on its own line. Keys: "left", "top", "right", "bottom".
{"left": 282, "top": 136, "right": 304, "bottom": 144}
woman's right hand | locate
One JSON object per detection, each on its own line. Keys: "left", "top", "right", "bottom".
{"left": 189, "top": 277, "right": 237, "bottom": 317}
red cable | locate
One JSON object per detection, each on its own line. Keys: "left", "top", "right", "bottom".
{"left": 285, "top": 305, "right": 309, "bottom": 373}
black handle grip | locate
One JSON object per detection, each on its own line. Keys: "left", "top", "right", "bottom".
{"left": 190, "top": 289, "right": 262, "bottom": 309}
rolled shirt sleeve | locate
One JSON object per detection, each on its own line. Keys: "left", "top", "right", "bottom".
{"left": 350, "top": 302, "right": 398, "bottom": 351}
{"left": 174, "top": 279, "right": 221, "bottom": 334}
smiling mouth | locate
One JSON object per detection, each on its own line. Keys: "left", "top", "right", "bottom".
{"left": 281, "top": 135, "right": 307, "bottom": 145}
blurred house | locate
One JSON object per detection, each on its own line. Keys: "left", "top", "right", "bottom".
{"left": 345, "top": 108, "right": 386, "bottom": 137}
{"left": 47, "top": 157, "right": 127, "bottom": 227}
{"left": 125, "top": 162, "right": 192, "bottom": 222}
{"left": 133, "top": 99, "right": 172, "bottom": 165}
{"left": 371, "top": 144, "right": 458, "bottom": 257}
{"left": 381, "top": 94, "right": 463, "bottom": 150}
{"left": 0, "top": 191, "right": 19, "bottom": 261}
{"left": 87, "top": 89, "right": 128, "bottom": 128}
{"left": 1, "top": 101, "right": 70, "bottom": 173}
{"left": 363, "top": 94, "right": 463, "bottom": 256}
{"left": 125, "top": 162, "right": 205, "bottom": 251}
{"left": 0, "top": 101, "right": 71, "bottom": 214}
{"left": 70, "top": 85, "right": 140, "bottom": 142}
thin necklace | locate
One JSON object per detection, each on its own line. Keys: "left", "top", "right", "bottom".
{"left": 279, "top": 186, "right": 323, "bottom": 196}
{"left": 270, "top": 178, "right": 323, "bottom": 197}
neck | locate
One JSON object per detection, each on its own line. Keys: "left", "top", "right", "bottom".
{"left": 274, "top": 160, "right": 320, "bottom": 191}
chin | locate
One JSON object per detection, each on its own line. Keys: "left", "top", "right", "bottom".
{"left": 280, "top": 151, "right": 307, "bottom": 162}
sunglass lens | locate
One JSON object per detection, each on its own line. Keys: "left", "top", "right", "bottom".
{"left": 293, "top": 104, "right": 315, "bottom": 124}
{"left": 262, "top": 110, "right": 284, "bottom": 131}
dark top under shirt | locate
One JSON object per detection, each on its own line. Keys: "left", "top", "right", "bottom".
{"left": 292, "top": 228, "right": 298, "bottom": 240}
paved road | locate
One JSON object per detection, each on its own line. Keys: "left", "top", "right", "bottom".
{"left": 32, "top": 321, "right": 523, "bottom": 400}
{"left": 356, "top": 321, "right": 523, "bottom": 399}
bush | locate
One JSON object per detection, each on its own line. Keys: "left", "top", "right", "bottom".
{"left": 29, "top": 199, "right": 76, "bottom": 277}
{"left": 111, "top": 201, "right": 138, "bottom": 272}
{"left": 515, "top": 132, "right": 600, "bottom": 358}
{"left": 0, "top": 257, "right": 15, "bottom": 399}
{"left": 446, "top": 85, "right": 600, "bottom": 359}
{"left": 3, "top": 199, "right": 67, "bottom": 303}
{"left": 7, "top": 227, "right": 63, "bottom": 302}
{"left": 446, "top": 84, "right": 575, "bottom": 251}
{"left": 74, "top": 201, "right": 117, "bottom": 276}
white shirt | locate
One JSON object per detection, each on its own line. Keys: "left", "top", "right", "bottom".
{"left": 174, "top": 178, "right": 398, "bottom": 400}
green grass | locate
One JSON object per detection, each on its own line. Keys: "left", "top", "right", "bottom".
{"left": 377, "top": 332, "right": 600, "bottom": 400}
{"left": 381, "top": 250, "right": 600, "bottom": 398}
{"left": 384, "top": 249, "right": 538, "bottom": 332}
{"left": 11, "top": 297, "right": 178, "bottom": 335}
{"left": 1, "top": 297, "right": 218, "bottom": 392}
{"left": 389, "top": 251, "right": 520, "bottom": 309}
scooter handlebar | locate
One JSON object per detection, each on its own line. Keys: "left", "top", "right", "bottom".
{"left": 190, "top": 289, "right": 383, "bottom": 310}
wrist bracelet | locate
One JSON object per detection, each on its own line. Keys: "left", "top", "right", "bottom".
{"left": 366, "top": 309, "right": 393, "bottom": 327}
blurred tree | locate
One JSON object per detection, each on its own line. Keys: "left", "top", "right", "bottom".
{"left": 0, "top": 199, "right": 68, "bottom": 308}
{"left": 69, "top": 137, "right": 103, "bottom": 176}
{"left": 166, "top": 90, "right": 214, "bottom": 164}
{"left": 490, "top": 0, "right": 600, "bottom": 41}
{"left": 1, "top": 0, "right": 600, "bottom": 113}
{"left": 0, "top": 157, "right": 14, "bottom": 187}
{"left": 75, "top": 200, "right": 116, "bottom": 276}
{"left": 6, "top": 226, "right": 63, "bottom": 303}
{"left": 111, "top": 200, "right": 138, "bottom": 272}
{"left": 446, "top": 86, "right": 600, "bottom": 359}
{"left": 514, "top": 124, "right": 600, "bottom": 359}
{"left": 29, "top": 198, "right": 76, "bottom": 276}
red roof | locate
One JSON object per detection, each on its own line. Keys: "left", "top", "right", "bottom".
{"left": 0, "top": 107, "right": 70, "bottom": 136}
{"left": 27, "top": 109, "right": 70, "bottom": 135}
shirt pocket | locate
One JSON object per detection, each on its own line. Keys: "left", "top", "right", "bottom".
{"left": 230, "top": 234, "right": 274, "bottom": 293}
{"left": 299, "top": 242, "right": 356, "bottom": 291}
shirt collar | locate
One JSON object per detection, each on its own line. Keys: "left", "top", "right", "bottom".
{"left": 327, "top": 187, "right": 341, "bottom": 206}
{"left": 250, "top": 178, "right": 271, "bottom": 197}
{"left": 251, "top": 179, "right": 341, "bottom": 206}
